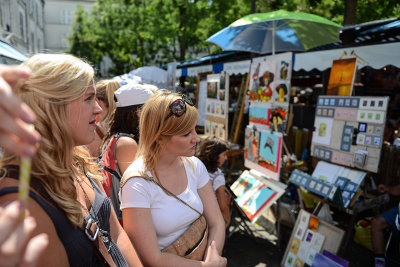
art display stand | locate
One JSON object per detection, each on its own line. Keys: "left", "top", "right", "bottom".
{"left": 281, "top": 209, "right": 347, "bottom": 267}
{"left": 289, "top": 93, "right": 389, "bottom": 255}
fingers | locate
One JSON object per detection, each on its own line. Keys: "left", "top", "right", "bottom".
{"left": 20, "top": 233, "right": 49, "bottom": 267}
{"left": 0, "top": 65, "right": 40, "bottom": 157}
{"left": 0, "top": 216, "right": 37, "bottom": 267}
{"left": 0, "top": 201, "right": 25, "bottom": 244}
{"left": 0, "top": 65, "right": 31, "bottom": 89}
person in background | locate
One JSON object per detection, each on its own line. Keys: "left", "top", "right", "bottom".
{"left": 99, "top": 83, "right": 154, "bottom": 222}
{"left": 196, "top": 136, "right": 231, "bottom": 228}
{"left": 120, "top": 90, "right": 226, "bottom": 266}
{"left": 0, "top": 54, "right": 142, "bottom": 267}
{"left": 371, "top": 183, "right": 400, "bottom": 267}
{"left": 0, "top": 64, "right": 48, "bottom": 267}
{"left": 86, "top": 79, "right": 120, "bottom": 157}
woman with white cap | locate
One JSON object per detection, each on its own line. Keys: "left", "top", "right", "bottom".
{"left": 99, "top": 82, "right": 155, "bottom": 222}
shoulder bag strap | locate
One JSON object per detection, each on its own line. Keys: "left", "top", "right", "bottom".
{"left": 120, "top": 169, "right": 201, "bottom": 216}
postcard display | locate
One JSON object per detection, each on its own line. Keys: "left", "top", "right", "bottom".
{"left": 245, "top": 52, "right": 292, "bottom": 180}
{"left": 230, "top": 169, "right": 286, "bottom": 222}
{"left": 281, "top": 209, "right": 346, "bottom": 267}
{"left": 290, "top": 96, "right": 388, "bottom": 208}
{"left": 204, "top": 72, "right": 229, "bottom": 140}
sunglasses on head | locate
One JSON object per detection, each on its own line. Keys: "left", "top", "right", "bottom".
{"left": 164, "top": 95, "right": 194, "bottom": 121}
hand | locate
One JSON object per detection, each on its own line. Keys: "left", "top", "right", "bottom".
{"left": 204, "top": 240, "right": 227, "bottom": 267}
{"left": 377, "top": 184, "right": 389, "bottom": 194}
{"left": 0, "top": 64, "right": 40, "bottom": 157}
{"left": 0, "top": 201, "right": 49, "bottom": 267}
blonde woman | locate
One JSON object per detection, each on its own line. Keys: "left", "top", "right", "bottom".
{"left": 0, "top": 54, "right": 142, "bottom": 267}
{"left": 120, "top": 90, "right": 227, "bottom": 266}
{"left": 86, "top": 79, "right": 120, "bottom": 157}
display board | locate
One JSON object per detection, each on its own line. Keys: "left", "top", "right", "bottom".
{"left": 230, "top": 169, "right": 286, "bottom": 222}
{"left": 244, "top": 52, "right": 292, "bottom": 179}
{"left": 281, "top": 209, "right": 345, "bottom": 267}
{"left": 290, "top": 161, "right": 367, "bottom": 208}
{"left": 311, "top": 96, "right": 388, "bottom": 173}
{"left": 204, "top": 72, "right": 229, "bottom": 140}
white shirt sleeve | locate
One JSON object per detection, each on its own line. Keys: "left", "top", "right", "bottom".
{"left": 192, "top": 156, "right": 211, "bottom": 189}
{"left": 211, "top": 169, "right": 226, "bottom": 192}
{"left": 120, "top": 178, "right": 152, "bottom": 209}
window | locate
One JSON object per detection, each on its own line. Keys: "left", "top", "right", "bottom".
{"left": 61, "top": 33, "right": 69, "bottom": 49}
{"left": 19, "top": 11, "right": 25, "bottom": 40}
{"left": 61, "top": 9, "right": 72, "bottom": 25}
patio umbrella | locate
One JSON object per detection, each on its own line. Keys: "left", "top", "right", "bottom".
{"left": 129, "top": 66, "right": 167, "bottom": 85}
{"left": 207, "top": 10, "right": 341, "bottom": 54}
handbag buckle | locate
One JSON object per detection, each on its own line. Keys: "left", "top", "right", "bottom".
{"left": 85, "top": 218, "right": 99, "bottom": 241}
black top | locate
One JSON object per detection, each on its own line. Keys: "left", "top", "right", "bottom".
{"left": 0, "top": 165, "right": 128, "bottom": 267}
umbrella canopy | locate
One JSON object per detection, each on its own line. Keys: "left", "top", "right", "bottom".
{"left": 129, "top": 66, "right": 167, "bottom": 84}
{"left": 207, "top": 10, "right": 341, "bottom": 54}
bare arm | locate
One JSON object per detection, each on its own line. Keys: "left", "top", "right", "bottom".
{"left": 215, "top": 186, "right": 230, "bottom": 228}
{"left": 116, "top": 137, "right": 138, "bottom": 175}
{"left": 198, "top": 181, "right": 226, "bottom": 255}
{"left": 109, "top": 203, "right": 143, "bottom": 266}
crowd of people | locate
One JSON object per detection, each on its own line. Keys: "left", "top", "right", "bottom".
{"left": 0, "top": 54, "right": 228, "bottom": 267}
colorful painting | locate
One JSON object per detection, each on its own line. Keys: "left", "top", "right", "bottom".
{"left": 244, "top": 127, "right": 260, "bottom": 163}
{"left": 249, "top": 105, "right": 270, "bottom": 125}
{"left": 327, "top": 58, "right": 357, "bottom": 96}
{"left": 230, "top": 171, "right": 258, "bottom": 199}
{"left": 275, "top": 83, "right": 288, "bottom": 102}
{"left": 258, "top": 131, "right": 282, "bottom": 172}
{"left": 207, "top": 81, "right": 218, "bottom": 99}
{"left": 280, "top": 61, "right": 289, "bottom": 80}
{"left": 248, "top": 60, "right": 276, "bottom": 102}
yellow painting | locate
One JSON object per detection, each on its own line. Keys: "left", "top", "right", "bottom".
{"left": 327, "top": 58, "right": 357, "bottom": 96}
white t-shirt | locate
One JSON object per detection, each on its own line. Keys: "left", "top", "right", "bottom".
{"left": 208, "top": 168, "right": 226, "bottom": 192}
{"left": 120, "top": 156, "right": 209, "bottom": 249}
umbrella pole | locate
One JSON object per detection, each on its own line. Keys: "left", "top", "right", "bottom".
{"left": 272, "top": 20, "right": 275, "bottom": 55}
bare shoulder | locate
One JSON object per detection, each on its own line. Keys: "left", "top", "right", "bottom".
{"left": 117, "top": 136, "right": 138, "bottom": 147}
{"left": 0, "top": 177, "right": 69, "bottom": 267}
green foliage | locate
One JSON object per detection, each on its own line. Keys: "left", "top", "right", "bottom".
{"left": 68, "top": 0, "right": 400, "bottom": 76}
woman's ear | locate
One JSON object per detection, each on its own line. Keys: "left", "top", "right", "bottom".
{"left": 155, "top": 134, "right": 165, "bottom": 145}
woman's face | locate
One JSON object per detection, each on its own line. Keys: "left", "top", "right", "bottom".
{"left": 217, "top": 150, "right": 228, "bottom": 168}
{"left": 66, "top": 82, "right": 102, "bottom": 146}
{"left": 96, "top": 99, "right": 108, "bottom": 121}
{"left": 162, "top": 122, "right": 200, "bottom": 157}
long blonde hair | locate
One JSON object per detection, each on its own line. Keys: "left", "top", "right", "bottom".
{"left": 95, "top": 79, "right": 120, "bottom": 131}
{"left": 137, "top": 90, "right": 199, "bottom": 174}
{"left": 1, "top": 54, "right": 101, "bottom": 227}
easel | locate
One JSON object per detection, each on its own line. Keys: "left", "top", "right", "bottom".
{"left": 226, "top": 73, "right": 249, "bottom": 183}
{"left": 225, "top": 186, "right": 258, "bottom": 240}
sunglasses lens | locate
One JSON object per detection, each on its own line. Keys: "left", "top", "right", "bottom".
{"left": 170, "top": 100, "right": 186, "bottom": 116}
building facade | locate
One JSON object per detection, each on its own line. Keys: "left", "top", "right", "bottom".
{"left": 44, "top": 0, "right": 94, "bottom": 53}
{"left": 0, "top": 0, "right": 45, "bottom": 54}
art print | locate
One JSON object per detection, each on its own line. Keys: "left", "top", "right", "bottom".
{"left": 244, "top": 127, "right": 260, "bottom": 163}
{"left": 280, "top": 61, "right": 289, "bottom": 80}
{"left": 275, "top": 83, "right": 288, "bottom": 103}
{"left": 249, "top": 105, "right": 270, "bottom": 125}
{"left": 207, "top": 81, "right": 218, "bottom": 99}
{"left": 312, "top": 117, "right": 333, "bottom": 146}
{"left": 248, "top": 60, "right": 276, "bottom": 102}
{"left": 258, "top": 131, "right": 282, "bottom": 172}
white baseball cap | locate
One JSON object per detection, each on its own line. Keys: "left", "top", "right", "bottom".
{"left": 114, "top": 83, "right": 155, "bottom": 107}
